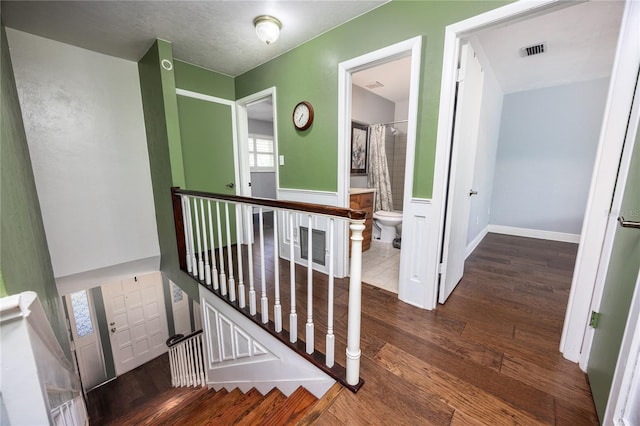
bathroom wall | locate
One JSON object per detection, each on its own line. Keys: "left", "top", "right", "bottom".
{"left": 351, "top": 85, "right": 394, "bottom": 189}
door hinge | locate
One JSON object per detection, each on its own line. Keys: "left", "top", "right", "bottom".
{"left": 589, "top": 311, "right": 600, "bottom": 328}
{"left": 438, "top": 263, "right": 445, "bottom": 274}
{"left": 456, "top": 67, "right": 465, "bottom": 82}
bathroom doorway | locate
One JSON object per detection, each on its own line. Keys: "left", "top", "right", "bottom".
{"left": 337, "top": 37, "right": 422, "bottom": 297}
{"left": 350, "top": 57, "right": 410, "bottom": 293}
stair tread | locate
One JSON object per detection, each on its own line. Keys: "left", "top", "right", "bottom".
{"left": 179, "top": 387, "right": 248, "bottom": 424}
{"left": 209, "top": 387, "right": 265, "bottom": 424}
{"left": 260, "top": 387, "right": 318, "bottom": 426}
{"left": 159, "top": 387, "right": 230, "bottom": 425}
{"left": 234, "top": 388, "right": 288, "bottom": 426}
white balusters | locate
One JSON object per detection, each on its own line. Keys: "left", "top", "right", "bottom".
{"left": 175, "top": 190, "right": 364, "bottom": 388}
{"left": 259, "top": 208, "right": 268, "bottom": 323}
{"left": 246, "top": 205, "right": 256, "bottom": 315}
{"left": 168, "top": 333, "right": 205, "bottom": 388}
{"left": 200, "top": 199, "right": 211, "bottom": 286}
{"left": 181, "top": 196, "right": 192, "bottom": 274}
{"left": 207, "top": 200, "right": 219, "bottom": 291}
{"left": 236, "top": 204, "right": 246, "bottom": 308}
{"left": 289, "top": 212, "right": 297, "bottom": 343}
{"left": 326, "top": 218, "right": 335, "bottom": 368}
{"left": 193, "top": 199, "right": 204, "bottom": 280}
{"left": 225, "top": 202, "right": 236, "bottom": 302}
{"left": 216, "top": 201, "right": 227, "bottom": 295}
{"left": 273, "top": 211, "right": 282, "bottom": 332}
{"left": 346, "top": 219, "right": 365, "bottom": 386}
{"left": 306, "top": 215, "right": 314, "bottom": 354}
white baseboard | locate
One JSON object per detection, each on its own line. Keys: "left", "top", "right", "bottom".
{"left": 487, "top": 225, "right": 580, "bottom": 243}
{"left": 465, "top": 227, "right": 489, "bottom": 258}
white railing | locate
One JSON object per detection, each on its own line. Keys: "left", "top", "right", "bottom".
{"left": 50, "top": 395, "right": 88, "bottom": 426}
{"left": 0, "top": 291, "right": 85, "bottom": 425}
{"left": 167, "top": 330, "right": 206, "bottom": 388}
{"left": 171, "top": 188, "right": 366, "bottom": 388}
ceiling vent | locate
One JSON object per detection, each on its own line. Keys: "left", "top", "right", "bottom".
{"left": 520, "top": 43, "right": 546, "bottom": 57}
{"left": 365, "top": 81, "right": 384, "bottom": 89}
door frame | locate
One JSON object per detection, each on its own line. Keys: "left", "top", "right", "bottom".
{"left": 236, "top": 87, "right": 279, "bottom": 244}
{"left": 430, "top": 0, "right": 639, "bottom": 367}
{"left": 337, "top": 36, "right": 422, "bottom": 294}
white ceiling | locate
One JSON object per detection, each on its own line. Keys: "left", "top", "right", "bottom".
{"left": 2, "top": 1, "right": 625, "bottom": 98}
{"left": 1, "top": 0, "right": 387, "bottom": 77}
{"left": 474, "top": 1, "right": 624, "bottom": 94}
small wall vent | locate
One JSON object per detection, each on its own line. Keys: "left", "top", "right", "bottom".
{"left": 520, "top": 43, "right": 546, "bottom": 57}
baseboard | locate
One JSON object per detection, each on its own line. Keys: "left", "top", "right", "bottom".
{"left": 487, "top": 225, "right": 580, "bottom": 243}
{"left": 465, "top": 227, "right": 489, "bottom": 259}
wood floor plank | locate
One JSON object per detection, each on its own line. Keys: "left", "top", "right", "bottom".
{"left": 234, "top": 388, "right": 288, "bottom": 426}
{"left": 375, "top": 343, "right": 551, "bottom": 425}
{"left": 297, "top": 383, "right": 344, "bottom": 426}
{"left": 260, "top": 387, "right": 317, "bottom": 426}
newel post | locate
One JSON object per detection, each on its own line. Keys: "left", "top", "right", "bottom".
{"left": 346, "top": 218, "right": 365, "bottom": 386}
{"left": 171, "top": 187, "right": 187, "bottom": 272}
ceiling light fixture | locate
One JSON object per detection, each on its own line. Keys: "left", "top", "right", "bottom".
{"left": 254, "top": 15, "right": 281, "bottom": 45}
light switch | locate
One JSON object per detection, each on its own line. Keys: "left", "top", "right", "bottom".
{"left": 279, "top": 155, "right": 285, "bottom": 166}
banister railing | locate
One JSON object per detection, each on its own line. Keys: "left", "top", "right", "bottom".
{"left": 167, "top": 329, "right": 206, "bottom": 388}
{"left": 171, "top": 187, "right": 366, "bottom": 390}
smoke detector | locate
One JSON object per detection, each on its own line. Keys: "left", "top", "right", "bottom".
{"left": 520, "top": 43, "right": 546, "bottom": 57}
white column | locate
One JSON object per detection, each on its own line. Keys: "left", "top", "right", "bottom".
{"left": 325, "top": 218, "right": 335, "bottom": 368}
{"left": 346, "top": 219, "right": 365, "bottom": 386}
{"left": 216, "top": 201, "right": 227, "bottom": 295}
{"left": 289, "top": 211, "right": 297, "bottom": 343}
{"left": 246, "top": 205, "right": 256, "bottom": 315}
{"left": 181, "top": 196, "right": 192, "bottom": 274}
{"left": 200, "top": 199, "right": 211, "bottom": 285}
{"left": 306, "top": 215, "right": 314, "bottom": 354}
{"left": 259, "top": 208, "right": 268, "bottom": 323}
{"left": 225, "top": 202, "right": 236, "bottom": 302}
{"left": 273, "top": 210, "right": 282, "bottom": 332}
{"left": 207, "top": 200, "right": 219, "bottom": 290}
{"left": 193, "top": 198, "right": 204, "bottom": 280}
{"left": 235, "top": 204, "right": 246, "bottom": 308}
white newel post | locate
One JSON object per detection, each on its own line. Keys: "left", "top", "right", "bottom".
{"left": 346, "top": 219, "right": 365, "bottom": 386}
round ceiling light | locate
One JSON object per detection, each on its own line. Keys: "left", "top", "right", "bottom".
{"left": 254, "top": 15, "right": 281, "bottom": 45}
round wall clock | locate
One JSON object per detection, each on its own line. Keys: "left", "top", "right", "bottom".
{"left": 292, "top": 101, "right": 314, "bottom": 131}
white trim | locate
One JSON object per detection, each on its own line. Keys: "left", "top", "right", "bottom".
{"left": 465, "top": 226, "right": 488, "bottom": 259}
{"left": 176, "top": 87, "right": 240, "bottom": 196}
{"left": 564, "top": 0, "right": 640, "bottom": 366}
{"left": 487, "top": 225, "right": 580, "bottom": 244}
{"left": 337, "top": 36, "right": 422, "bottom": 303}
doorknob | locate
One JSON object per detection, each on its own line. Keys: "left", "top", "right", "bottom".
{"left": 469, "top": 189, "right": 478, "bottom": 196}
{"left": 111, "top": 327, "right": 116, "bottom": 333}
{"left": 618, "top": 216, "right": 640, "bottom": 229}
{"left": 226, "top": 182, "right": 235, "bottom": 189}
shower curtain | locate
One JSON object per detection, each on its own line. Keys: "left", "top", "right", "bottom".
{"left": 367, "top": 124, "right": 394, "bottom": 211}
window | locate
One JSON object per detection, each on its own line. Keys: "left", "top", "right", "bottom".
{"left": 248, "top": 134, "right": 275, "bottom": 171}
{"left": 70, "top": 290, "right": 94, "bottom": 338}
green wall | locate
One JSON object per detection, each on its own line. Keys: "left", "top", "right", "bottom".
{"left": 175, "top": 59, "right": 235, "bottom": 99}
{"left": 138, "top": 40, "right": 199, "bottom": 299}
{"left": 0, "top": 23, "right": 70, "bottom": 357}
{"left": 235, "top": 0, "right": 510, "bottom": 197}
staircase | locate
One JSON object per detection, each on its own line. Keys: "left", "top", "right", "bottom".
{"left": 105, "top": 384, "right": 326, "bottom": 425}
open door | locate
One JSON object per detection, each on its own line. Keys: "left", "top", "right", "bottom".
{"left": 587, "top": 69, "right": 640, "bottom": 421}
{"left": 438, "top": 43, "right": 485, "bottom": 304}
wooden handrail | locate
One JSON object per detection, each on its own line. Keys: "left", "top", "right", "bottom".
{"left": 166, "top": 329, "right": 203, "bottom": 348}
{"left": 172, "top": 187, "right": 367, "bottom": 221}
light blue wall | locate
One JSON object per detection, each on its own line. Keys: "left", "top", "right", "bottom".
{"left": 490, "top": 78, "right": 610, "bottom": 235}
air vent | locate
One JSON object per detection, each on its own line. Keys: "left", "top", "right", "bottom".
{"left": 520, "top": 43, "right": 546, "bottom": 57}
{"left": 365, "top": 81, "right": 384, "bottom": 89}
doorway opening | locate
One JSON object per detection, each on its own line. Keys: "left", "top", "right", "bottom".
{"left": 338, "top": 36, "right": 422, "bottom": 298}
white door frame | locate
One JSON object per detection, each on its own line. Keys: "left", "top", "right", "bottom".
{"left": 431, "top": 0, "right": 640, "bottom": 367}
{"left": 337, "top": 36, "right": 422, "bottom": 296}
{"left": 236, "top": 87, "right": 279, "bottom": 199}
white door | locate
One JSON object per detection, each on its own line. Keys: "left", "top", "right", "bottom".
{"left": 439, "top": 43, "right": 485, "bottom": 303}
{"left": 170, "top": 280, "right": 191, "bottom": 336}
{"left": 102, "top": 272, "right": 169, "bottom": 376}
{"left": 65, "top": 289, "right": 107, "bottom": 390}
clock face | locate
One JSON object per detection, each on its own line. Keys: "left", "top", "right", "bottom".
{"left": 293, "top": 101, "right": 314, "bottom": 130}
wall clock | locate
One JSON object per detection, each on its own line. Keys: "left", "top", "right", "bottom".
{"left": 292, "top": 101, "right": 314, "bottom": 131}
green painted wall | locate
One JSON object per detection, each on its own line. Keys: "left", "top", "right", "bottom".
{"left": 0, "top": 23, "right": 70, "bottom": 357}
{"left": 235, "top": 0, "right": 511, "bottom": 197}
{"left": 175, "top": 60, "right": 235, "bottom": 100}
{"left": 138, "top": 40, "right": 199, "bottom": 299}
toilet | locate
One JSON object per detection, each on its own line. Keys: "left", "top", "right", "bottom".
{"left": 373, "top": 210, "right": 403, "bottom": 243}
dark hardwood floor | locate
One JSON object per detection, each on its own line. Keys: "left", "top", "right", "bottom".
{"left": 87, "top": 232, "right": 599, "bottom": 425}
